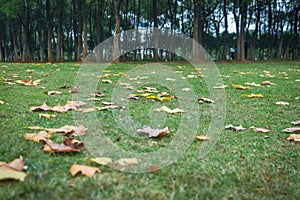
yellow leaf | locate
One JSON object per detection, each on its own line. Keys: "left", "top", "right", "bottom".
{"left": 102, "top": 79, "right": 112, "bottom": 84}
{"left": 70, "top": 164, "right": 100, "bottom": 177}
{"left": 0, "top": 170, "right": 27, "bottom": 181}
{"left": 242, "top": 93, "right": 264, "bottom": 98}
{"left": 89, "top": 157, "right": 112, "bottom": 166}
{"left": 39, "top": 114, "right": 56, "bottom": 118}
{"left": 232, "top": 84, "right": 249, "bottom": 90}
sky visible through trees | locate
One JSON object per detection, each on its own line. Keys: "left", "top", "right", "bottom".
{"left": 0, "top": 0, "right": 299, "bottom": 62}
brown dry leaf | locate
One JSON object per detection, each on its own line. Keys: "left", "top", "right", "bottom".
{"left": 102, "top": 101, "right": 114, "bottom": 106}
{"left": 43, "top": 140, "right": 81, "bottom": 153}
{"left": 77, "top": 108, "right": 96, "bottom": 113}
{"left": 45, "top": 124, "right": 87, "bottom": 136}
{"left": 250, "top": 127, "right": 270, "bottom": 133}
{"left": 65, "top": 101, "right": 86, "bottom": 110}
{"left": 102, "top": 79, "right": 112, "bottom": 84}
{"left": 16, "top": 79, "right": 41, "bottom": 86}
{"left": 244, "top": 82, "right": 261, "bottom": 87}
{"left": 232, "top": 84, "right": 249, "bottom": 90}
{"left": 89, "top": 92, "right": 105, "bottom": 97}
{"left": 282, "top": 127, "right": 300, "bottom": 133}
{"left": 198, "top": 97, "right": 215, "bottom": 103}
{"left": 292, "top": 121, "right": 300, "bottom": 126}
{"left": 24, "top": 131, "right": 51, "bottom": 143}
{"left": 114, "top": 158, "right": 138, "bottom": 166}
{"left": 70, "top": 164, "right": 100, "bottom": 177}
{"left": 89, "top": 157, "right": 112, "bottom": 166}
{"left": 69, "top": 86, "right": 80, "bottom": 93}
{"left": 137, "top": 126, "right": 170, "bottom": 138}
{"left": 52, "top": 104, "right": 69, "bottom": 113}
{"left": 154, "top": 106, "right": 184, "bottom": 114}
{"left": 194, "top": 135, "right": 211, "bottom": 141}
{"left": 225, "top": 124, "right": 246, "bottom": 131}
{"left": 63, "top": 138, "right": 85, "bottom": 150}
{"left": 286, "top": 134, "right": 300, "bottom": 142}
{"left": 59, "top": 85, "right": 71, "bottom": 89}
{"left": 157, "top": 92, "right": 171, "bottom": 98}
{"left": 30, "top": 102, "right": 53, "bottom": 111}
{"left": 274, "top": 101, "right": 289, "bottom": 106}
{"left": 43, "top": 91, "right": 62, "bottom": 95}
{"left": 0, "top": 158, "right": 27, "bottom": 182}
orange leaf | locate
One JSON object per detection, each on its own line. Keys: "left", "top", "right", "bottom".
{"left": 70, "top": 164, "right": 100, "bottom": 177}
{"left": 24, "top": 131, "right": 51, "bottom": 143}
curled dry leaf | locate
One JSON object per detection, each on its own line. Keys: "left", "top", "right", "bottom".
{"left": 286, "top": 134, "right": 300, "bottom": 142}
{"left": 43, "top": 139, "right": 82, "bottom": 153}
{"left": 114, "top": 158, "right": 138, "bottom": 167}
{"left": 39, "top": 113, "right": 56, "bottom": 118}
{"left": 90, "top": 157, "right": 112, "bottom": 166}
{"left": 16, "top": 79, "right": 41, "bottom": 86}
{"left": 0, "top": 101, "right": 4, "bottom": 105}
{"left": 250, "top": 127, "right": 270, "bottom": 133}
{"left": 282, "top": 127, "right": 300, "bottom": 133}
{"left": 45, "top": 124, "right": 87, "bottom": 136}
{"left": 70, "top": 164, "right": 100, "bottom": 178}
{"left": 24, "top": 131, "right": 51, "bottom": 143}
{"left": 261, "top": 81, "right": 276, "bottom": 85}
{"left": 244, "top": 82, "right": 261, "bottom": 87}
{"left": 137, "top": 126, "right": 170, "bottom": 138}
{"left": 26, "top": 126, "right": 44, "bottom": 130}
{"left": 102, "top": 79, "right": 112, "bottom": 84}
{"left": 63, "top": 138, "right": 85, "bottom": 150}
{"left": 96, "top": 105, "right": 125, "bottom": 111}
{"left": 198, "top": 97, "right": 214, "bottom": 103}
{"left": 154, "top": 106, "right": 184, "bottom": 114}
{"left": 0, "top": 158, "right": 27, "bottom": 182}
{"left": 275, "top": 102, "right": 289, "bottom": 106}
{"left": 157, "top": 92, "right": 171, "bottom": 98}
{"left": 232, "top": 84, "right": 249, "bottom": 90}
{"left": 242, "top": 93, "right": 264, "bottom": 98}
{"left": 213, "top": 85, "right": 227, "bottom": 89}
{"left": 292, "top": 121, "right": 300, "bottom": 126}
{"left": 225, "top": 124, "right": 246, "bottom": 131}
{"left": 30, "top": 102, "right": 52, "bottom": 111}
{"left": 77, "top": 108, "right": 96, "bottom": 113}
{"left": 102, "top": 101, "right": 114, "bottom": 106}
{"left": 69, "top": 86, "right": 80, "bottom": 93}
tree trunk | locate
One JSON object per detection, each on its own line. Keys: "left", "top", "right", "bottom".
{"left": 223, "top": 0, "right": 228, "bottom": 60}
{"left": 113, "top": 0, "right": 121, "bottom": 63}
{"left": 153, "top": 0, "right": 158, "bottom": 62}
{"left": 83, "top": 0, "right": 88, "bottom": 60}
{"left": 46, "top": 0, "right": 53, "bottom": 62}
{"left": 56, "top": 0, "right": 63, "bottom": 62}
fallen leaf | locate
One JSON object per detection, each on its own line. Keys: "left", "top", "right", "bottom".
{"left": 261, "top": 81, "right": 276, "bottom": 85}
{"left": 90, "top": 157, "right": 112, "bottom": 166}
{"left": 292, "top": 121, "right": 300, "bottom": 126}
{"left": 63, "top": 138, "right": 85, "bottom": 150}
{"left": 250, "top": 127, "right": 270, "bottom": 133}
{"left": 45, "top": 124, "right": 87, "bottom": 136}
{"left": 70, "top": 164, "right": 100, "bottom": 177}
{"left": 26, "top": 126, "right": 44, "bottom": 130}
{"left": 0, "top": 158, "right": 27, "bottom": 181}
{"left": 213, "top": 85, "right": 227, "bottom": 89}
{"left": 198, "top": 97, "right": 214, "bottom": 103}
{"left": 16, "top": 79, "right": 41, "bottom": 86}
{"left": 225, "top": 124, "right": 246, "bottom": 131}
{"left": 96, "top": 105, "right": 125, "bottom": 111}
{"left": 166, "top": 78, "right": 176, "bottom": 81}
{"left": 102, "top": 101, "right": 114, "bottom": 106}
{"left": 286, "top": 134, "right": 300, "bottom": 142}
{"left": 52, "top": 104, "right": 69, "bottom": 113}
{"left": 39, "top": 114, "right": 56, "bottom": 118}
{"left": 147, "top": 165, "right": 161, "bottom": 173}
{"left": 194, "top": 135, "right": 211, "bottom": 141}
{"left": 282, "top": 127, "right": 300, "bottom": 133}
{"left": 65, "top": 101, "right": 86, "bottom": 110}
{"left": 24, "top": 131, "right": 51, "bottom": 143}
{"left": 182, "top": 88, "right": 191, "bottom": 92}
{"left": 244, "top": 82, "right": 261, "bottom": 87}
{"left": 157, "top": 92, "right": 171, "bottom": 98}
{"left": 69, "top": 86, "right": 80, "bottom": 93}
{"left": 137, "top": 126, "right": 170, "bottom": 138}
{"left": 30, "top": 102, "right": 52, "bottom": 111}
{"left": 86, "top": 98, "right": 102, "bottom": 101}
{"left": 43, "top": 140, "right": 82, "bottom": 153}
{"left": 43, "top": 91, "right": 62, "bottom": 95}
{"left": 154, "top": 106, "right": 184, "bottom": 114}
{"left": 275, "top": 102, "right": 289, "bottom": 106}
{"left": 77, "top": 108, "right": 96, "bottom": 113}
{"left": 114, "top": 158, "right": 138, "bottom": 166}
{"left": 0, "top": 101, "right": 4, "bottom": 104}
{"left": 59, "top": 85, "right": 71, "bottom": 89}
{"left": 232, "top": 84, "right": 249, "bottom": 90}
{"left": 242, "top": 93, "right": 264, "bottom": 98}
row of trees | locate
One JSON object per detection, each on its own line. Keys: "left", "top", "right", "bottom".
{"left": 0, "top": 0, "right": 299, "bottom": 62}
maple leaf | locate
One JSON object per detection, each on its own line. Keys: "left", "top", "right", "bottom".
{"left": 114, "top": 158, "right": 138, "bottom": 166}
{"left": 292, "top": 121, "right": 300, "bottom": 126}
{"left": 70, "top": 164, "right": 101, "bottom": 177}
{"left": 282, "top": 127, "right": 300, "bottom": 133}
{"left": 232, "top": 84, "right": 249, "bottom": 90}
{"left": 198, "top": 97, "right": 214, "bottom": 103}
{"left": 90, "top": 157, "right": 112, "bottom": 166}
{"left": 0, "top": 158, "right": 27, "bottom": 181}
{"left": 286, "top": 134, "right": 300, "bottom": 142}
{"left": 24, "top": 131, "right": 51, "bottom": 143}
{"left": 154, "top": 106, "right": 184, "bottom": 114}
{"left": 225, "top": 124, "right": 246, "bottom": 131}
{"left": 30, "top": 102, "right": 52, "bottom": 111}
{"left": 242, "top": 93, "right": 264, "bottom": 98}
{"left": 137, "top": 126, "right": 170, "bottom": 138}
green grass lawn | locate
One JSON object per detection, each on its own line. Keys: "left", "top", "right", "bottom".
{"left": 0, "top": 61, "right": 299, "bottom": 199}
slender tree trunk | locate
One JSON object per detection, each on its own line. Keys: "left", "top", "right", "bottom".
{"left": 113, "top": 0, "right": 121, "bottom": 63}
{"left": 153, "top": 0, "right": 158, "bottom": 62}
{"left": 83, "top": 0, "right": 88, "bottom": 60}
{"left": 223, "top": 0, "right": 228, "bottom": 60}
{"left": 46, "top": 0, "right": 53, "bottom": 62}
{"left": 56, "top": 0, "right": 63, "bottom": 62}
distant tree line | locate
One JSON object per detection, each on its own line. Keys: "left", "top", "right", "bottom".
{"left": 0, "top": 0, "right": 299, "bottom": 62}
